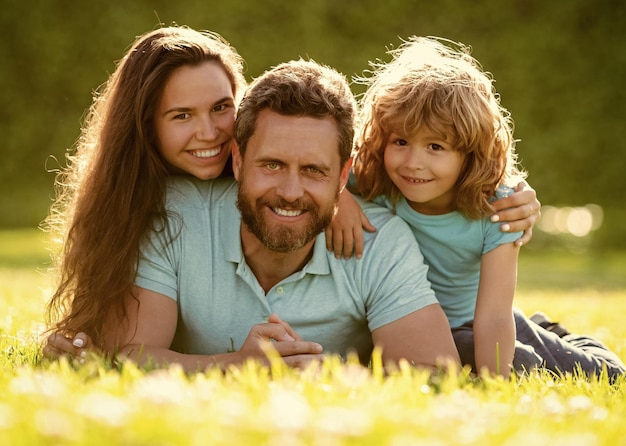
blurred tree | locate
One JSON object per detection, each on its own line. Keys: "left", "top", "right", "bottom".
{"left": 2, "top": 0, "right": 625, "bottom": 249}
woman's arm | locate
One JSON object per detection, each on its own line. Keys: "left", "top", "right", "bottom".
{"left": 472, "top": 243, "right": 519, "bottom": 377}
{"left": 491, "top": 181, "right": 541, "bottom": 246}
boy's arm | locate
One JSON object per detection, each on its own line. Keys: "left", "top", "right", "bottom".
{"left": 325, "top": 189, "right": 376, "bottom": 259}
{"left": 473, "top": 243, "right": 519, "bottom": 377}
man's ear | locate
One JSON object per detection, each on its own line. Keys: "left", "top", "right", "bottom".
{"left": 339, "top": 157, "right": 353, "bottom": 193}
{"left": 232, "top": 141, "right": 242, "bottom": 181}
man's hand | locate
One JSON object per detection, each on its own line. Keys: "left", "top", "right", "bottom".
{"left": 237, "top": 313, "right": 324, "bottom": 368}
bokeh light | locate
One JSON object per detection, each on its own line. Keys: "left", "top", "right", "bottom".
{"left": 537, "top": 204, "right": 603, "bottom": 238}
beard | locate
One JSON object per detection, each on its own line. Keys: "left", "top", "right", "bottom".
{"left": 237, "top": 178, "right": 339, "bottom": 253}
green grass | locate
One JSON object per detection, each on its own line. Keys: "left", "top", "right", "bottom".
{"left": 1, "top": 229, "right": 625, "bottom": 445}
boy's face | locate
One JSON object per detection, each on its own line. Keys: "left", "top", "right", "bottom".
{"left": 384, "top": 127, "right": 465, "bottom": 215}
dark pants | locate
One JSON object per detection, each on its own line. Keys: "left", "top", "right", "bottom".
{"left": 452, "top": 308, "right": 626, "bottom": 380}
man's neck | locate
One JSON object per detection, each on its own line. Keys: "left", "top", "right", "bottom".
{"left": 240, "top": 225, "right": 315, "bottom": 294}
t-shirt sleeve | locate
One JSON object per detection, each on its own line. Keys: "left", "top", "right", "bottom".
{"left": 483, "top": 185, "right": 523, "bottom": 254}
{"left": 135, "top": 216, "right": 183, "bottom": 301}
{"left": 359, "top": 207, "right": 438, "bottom": 332}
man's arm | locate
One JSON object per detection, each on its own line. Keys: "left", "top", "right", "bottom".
{"left": 371, "top": 303, "right": 460, "bottom": 370}
{"left": 112, "top": 286, "right": 324, "bottom": 371}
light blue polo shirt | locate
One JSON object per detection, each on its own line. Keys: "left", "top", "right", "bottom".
{"left": 136, "top": 176, "right": 437, "bottom": 363}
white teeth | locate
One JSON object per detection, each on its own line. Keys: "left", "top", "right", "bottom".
{"left": 191, "top": 148, "right": 221, "bottom": 158}
{"left": 273, "top": 208, "right": 303, "bottom": 217}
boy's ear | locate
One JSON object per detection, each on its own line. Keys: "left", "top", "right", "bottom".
{"left": 232, "top": 141, "right": 242, "bottom": 181}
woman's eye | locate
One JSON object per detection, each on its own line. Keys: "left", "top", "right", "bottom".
{"left": 174, "top": 113, "right": 190, "bottom": 120}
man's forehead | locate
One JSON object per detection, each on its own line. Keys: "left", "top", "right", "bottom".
{"left": 247, "top": 110, "right": 341, "bottom": 163}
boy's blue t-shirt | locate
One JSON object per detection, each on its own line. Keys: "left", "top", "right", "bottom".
{"left": 374, "top": 193, "right": 521, "bottom": 328}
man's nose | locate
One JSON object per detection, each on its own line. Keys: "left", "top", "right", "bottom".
{"left": 276, "top": 171, "right": 305, "bottom": 202}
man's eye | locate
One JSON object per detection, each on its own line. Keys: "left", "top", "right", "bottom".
{"left": 213, "top": 104, "right": 228, "bottom": 112}
{"left": 266, "top": 163, "right": 280, "bottom": 170}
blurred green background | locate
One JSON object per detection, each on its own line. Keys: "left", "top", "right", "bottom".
{"left": 2, "top": 0, "right": 625, "bottom": 250}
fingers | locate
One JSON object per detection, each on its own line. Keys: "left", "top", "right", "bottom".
{"left": 71, "top": 332, "right": 93, "bottom": 349}
{"left": 354, "top": 226, "right": 364, "bottom": 259}
{"left": 360, "top": 213, "right": 377, "bottom": 234}
{"left": 281, "top": 353, "right": 326, "bottom": 369}
{"left": 514, "top": 227, "right": 533, "bottom": 247}
{"left": 267, "top": 313, "right": 302, "bottom": 341}
{"left": 240, "top": 319, "right": 324, "bottom": 367}
{"left": 325, "top": 227, "right": 334, "bottom": 252}
{"left": 495, "top": 203, "right": 542, "bottom": 232}
{"left": 43, "top": 332, "right": 92, "bottom": 362}
{"left": 327, "top": 227, "right": 358, "bottom": 260}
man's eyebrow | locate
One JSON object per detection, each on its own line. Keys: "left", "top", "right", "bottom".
{"left": 303, "top": 162, "right": 332, "bottom": 173}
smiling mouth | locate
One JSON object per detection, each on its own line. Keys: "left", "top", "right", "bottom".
{"left": 402, "top": 176, "right": 431, "bottom": 183}
{"left": 272, "top": 207, "right": 304, "bottom": 217}
{"left": 190, "top": 147, "right": 222, "bottom": 159}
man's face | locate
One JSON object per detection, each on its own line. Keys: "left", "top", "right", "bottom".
{"left": 234, "top": 110, "right": 351, "bottom": 253}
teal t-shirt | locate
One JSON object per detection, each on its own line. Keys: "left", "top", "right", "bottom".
{"left": 375, "top": 196, "right": 521, "bottom": 328}
{"left": 135, "top": 176, "right": 438, "bottom": 364}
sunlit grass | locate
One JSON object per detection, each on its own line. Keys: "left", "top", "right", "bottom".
{"left": 1, "top": 229, "right": 625, "bottom": 445}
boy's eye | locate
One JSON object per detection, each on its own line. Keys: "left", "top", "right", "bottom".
{"left": 430, "top": 143, "right": 443, "bottom": 151}
{"left": 394, "top": 138, "right": 408, "bottom": 146}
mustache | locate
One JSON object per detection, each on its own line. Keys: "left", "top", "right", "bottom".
{"left": 263, "top": 197, "right": 317, "bottom": 211}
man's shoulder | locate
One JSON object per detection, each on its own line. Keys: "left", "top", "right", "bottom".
{"left": 357, "top": 197, "right": 411, "bottom": 234}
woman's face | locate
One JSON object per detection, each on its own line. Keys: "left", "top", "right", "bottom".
{"left": 154, "top": 61, "right": 236, "bottom": 180}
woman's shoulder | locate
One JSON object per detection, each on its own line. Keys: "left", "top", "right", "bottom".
{"left": 166, "top": 176, "right": 237, "bottom": 207}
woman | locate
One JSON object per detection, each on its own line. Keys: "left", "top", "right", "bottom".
{"left": 44, "top": 26, "right": 246, "bottom": 354}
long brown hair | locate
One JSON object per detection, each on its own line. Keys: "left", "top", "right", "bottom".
{"left": 44, "top": 26, "right": 246, "bottom": 349}
{"left": 355, "top": 37, "right": 525, "bottom": 218}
